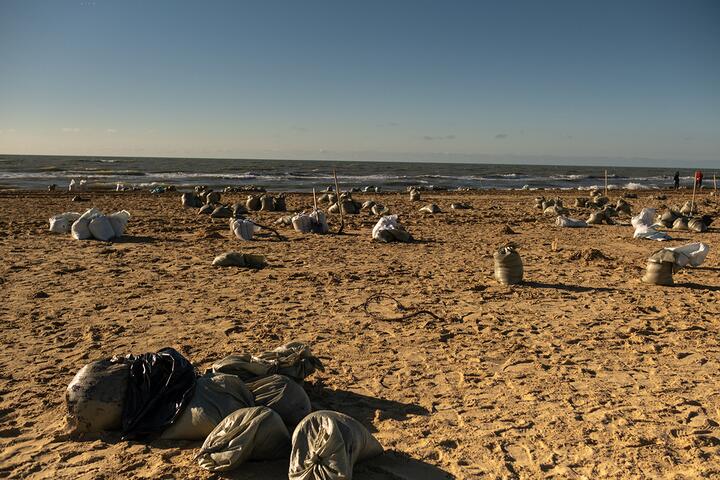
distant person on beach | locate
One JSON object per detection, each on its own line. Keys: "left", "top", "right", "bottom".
{"left": 673, "top": 171, "right": 680, "bottom": 189}
{"left": 695, "top": 170, "right": 703, "bottom": 189}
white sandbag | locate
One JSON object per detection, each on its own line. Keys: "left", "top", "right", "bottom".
{"left": 49, "top": 212, "right": 82, "bottom": 234}
{"left": 371, "top": 215, "right": 398, "bottom": 240}
{"left": 107, "top": 210, "right": 130, "bottom": 238}
{"left": 88, "top": 215, "right": 116, "bottom": 241}
{"left": 212, "top": 252, "right": 267, "bottom": 268}
{"left": 71, "top": 208, "right": 102, "bottom": 240}
{"left": 292, "top": 213, "right": 314, "bottom": 233}
{"left": 310, "top": 210, "right": 329, "bottom": 234}
{"left": 196, "top": 406, "right": 291, "bottom": 472}
{"left": 65, "top": 360, "right": 130, "bottom": 434}
{"left": 666, "top": 243, "right": 710, "bottom": 269}
{"left": 555, "top": 215, "right": 588, "bottom": 228}
{"left": 231, "top": 218, "right": 257, "bottom": 241}
{"left": 161, "top": 373, "right": 255, "bottom": 440}
{"left": 246, "top": 375, "right": 312, "bottom": 430}
{"left": 288, "top": 411, "right": 383, "bottom": 480}
{"left": 419, "top": 204, "right": 440, "bottom": 214}
{"left": 631, "top": 208, "right": 671, "bottom": 241}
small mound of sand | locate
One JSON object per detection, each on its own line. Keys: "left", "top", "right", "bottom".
{"left": 499, "top": 225, "right": 516, "bottom": 235}
{"left": 569, "top": 248, "right": 611, "bottom": 262}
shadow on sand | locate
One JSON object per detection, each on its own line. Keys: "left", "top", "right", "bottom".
{"left": 522, "top": 281, "right": 619, "bottom": 293}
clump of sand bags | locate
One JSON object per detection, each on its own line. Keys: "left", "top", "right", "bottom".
{"left": 49, "top": 208, "right": 130, "bottom": 241}
{"left": 65, "top": 341, "right": 382, "bottom": 477}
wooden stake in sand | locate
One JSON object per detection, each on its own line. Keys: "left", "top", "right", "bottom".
{"left": 312, "top": 187, "right": 318, "bottom": 211}
{"left": 714, "top": 173, "right": 717, "bottom": 191}
{"left": 333, "top": 168, "right": 345, "bottom": 234}
{"left": 604, "top": 169, "right": 608, "bottom": 195}
{"left": 690, "top": 176, "right": 697, "bottom": 214}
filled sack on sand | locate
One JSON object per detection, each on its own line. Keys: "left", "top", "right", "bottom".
{"left": 49, "top": 212, "right": 82, "bottom": 234}
{"left": 371, "top": 203, "right": 388, "bottom": 216}
{"left": 246, "top": 195, "right": 262, "bottom": 211}
{"left": 657, "top": 209, "right": 681, "bottom": 228}
{"left": 107, "top": 210, "right": 131, "bottom": 238}
{"left": 232, "top": 202, "right": 248, "bottom": 217}
{"left": 115, "top": 347, "right": 196, "bottom": 439}
{"left": 213, "top": 342, "right": 324, "bottom": 383}
{"left": 211, "top": 205, "right": 233, "bottom": 218}
{"left": 71, "top": 208, "right": 102, "bottom": 240}
{"left": 541, "top": 199, "right": 555, "bottom": 210}
{"left": 555, "top": 215, "right": 588, "bottom": 228}
{"left": 409, "top": 189, "right": 421, "bottom": 201}
{"left": 288, "top": 410, "right": 383, "bottom": 480}
{"left": 182, "top": 192, "right": 203, "bottom": 208}
{"left": 260, "top": 195, "right": 275, "bottom": 211}
{"left": 680, "top": 201, "right": 695, "bottom": 216}
{"left": 586, "top": 211, "right": 605, "bottom": 225}
{"left": 451, "top": 202, "right": 471, "bottom": 210}
{"left": 206, "top": 191, "right": 221, "bottom": 205}
{"left": 544, "top": 205, "right": 566, "bottom": 216}
{"left": 161, "top": 373, "right": 255, "bottom": 440}
{"left": 632, "top": 208, "right": 671, "bottom": 241}
{"left": 590, "top": 195, "right": 609, "bottom": 207}
{"left": 292, "top": 210, "right": 329, "bottom": 234}
{"left": 275, "top": 215, "right": 294, "bottom": 226}
{"left": 361, "top": 200, "right": 375, "bottom": 211}
{"left": 666, "top": 242, "right": 710, "bottom": 269}
{"left": 672, "top": 217, "right": 689, "bottom": 230}
{"left": 231, "top": 218, "right": 259, "bottom": 241}
{"left": 419, "top": 204, "right": 440, "bottom": 214}
{"left": 66, "top": 359, "right": 130, "bottom": 435}
{"left": 340, "top": 199, "right": 360, "bottom": 215}
{"left": 642, "top": 249, "right": 677, "bottom": 286}
{"left": 494, "top": 245, "right": 523, "bottom": 285}
{"left": 372, "top": 215, "right": 412, "bottom": 242}
{"left": 688, "top": 217, "right": 709, "bottom": 232}
{"left": 196, "top": 406, "right": 291, "bottom": 472}
{"left": 88, "top": 215, "right": 116, "bottom": 241}
{"left": 212, "top": 252, "right": 267, "bottom": 268}
{"left": 246, "top": 375, "right": 311, "bottom": 430}
{"left": 199, "top": 204, "right": 214, "bottom": 215}
{"left": 574, "top": 197, "right": 588, "bottom": 208}
{"left": 615, "top": 199, "right": 632, "bottom": 215}
{"left": 274, "top": 195, "right": 287, "bottom": 212}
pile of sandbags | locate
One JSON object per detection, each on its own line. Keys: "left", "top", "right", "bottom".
{"left": 213, "top": 342, "right": 325, "bottom": 384}
{"left": 371, "top": 215, "right": 412, "bottom": 242}
{"left": 49, "top": 208, "right": 130, "bottom": 241}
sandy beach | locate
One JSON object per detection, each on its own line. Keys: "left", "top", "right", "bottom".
{"left": 1, "top": 188, "right": 719, "bottom": 479}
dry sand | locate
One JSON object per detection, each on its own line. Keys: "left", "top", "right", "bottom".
{"left": 0, "top": 188, "right": 719, "bottom": 479}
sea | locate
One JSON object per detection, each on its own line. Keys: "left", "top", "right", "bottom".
{"left": 0, "top": 154, "right": 710, "bottom": 192}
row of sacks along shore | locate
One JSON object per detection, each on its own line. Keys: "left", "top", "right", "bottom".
{"left": 49, "top": 208, "right": 130, "bottom": 241}
{"left": 182, "top": 189, "right": 287, "bottom": 217}
{"left": 66, "top": 342, "right": 383, "bottom": 478}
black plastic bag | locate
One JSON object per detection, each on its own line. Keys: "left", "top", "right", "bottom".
{"left": 115, "top": 347, "right": 196, "bottom": 439}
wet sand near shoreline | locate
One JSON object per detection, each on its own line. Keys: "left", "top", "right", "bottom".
{"left": 1, "top": 188, "right": 718, "bottom": 479}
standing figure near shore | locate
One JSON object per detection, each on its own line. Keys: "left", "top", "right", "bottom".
{"left": 695, "top": 170, "right": 703, "bottom": 189}
{"left": 674, "top": 171, "right": 680, "bottom": 189}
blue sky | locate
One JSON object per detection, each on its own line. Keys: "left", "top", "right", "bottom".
{"left": 0, "top": 0, "right": 718, "bottom": 165}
